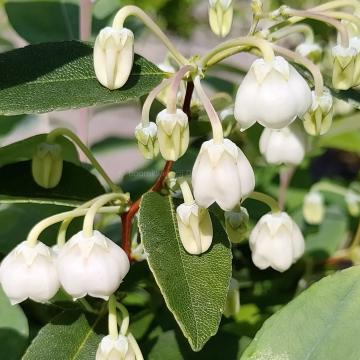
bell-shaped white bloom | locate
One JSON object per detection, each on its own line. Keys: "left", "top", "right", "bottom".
{"left": 94, "top": 27, "right": 134, "bottom": 90}
{"left": 295, "top": 42, "right": 322, "bottom": 63}
{"left": 0, "top": 241, "right": 59, "bottom": 305}
{"left": 332, "top": 44, "right": 357, "bottom": 90}
{"left": 224, "top": 206, "right": 249, "bottom": 244}
{"left": 250, "top": 212, "right": 305, "bottom": 272}
{"left": 234, "top": 56, "right": 312, "bottom": 130}
{"left": 56, "top": 230, "right": 130, "bottom": 300}
{"left": 192, "top": 138, "right": 255, "bottom": 211}
{"left": 96, "top": 335, "right": 135, "bottom": 360}
{"left": 209, "top": 0, "right": 233, "bottom": 38}
{"left": 156, "top": 109, "right": 189, "bottom": 161}
{"left": 176, "top": 202, "right": 213, "bottom": 255}
{"left": 302, "top": 89, "right": 333, "bottom": 136}
{"left": 259, "top": 122, "right": 306, "bottom": 165}
{"left": 303, "top": 191, "right": 325, "bottom": 225}
{"left": 134, "top": 122, "right": 159, "bottom": 159}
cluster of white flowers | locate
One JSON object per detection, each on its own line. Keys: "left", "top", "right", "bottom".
{"left": 0, "top": 230, "right": 130, "bottom": 304}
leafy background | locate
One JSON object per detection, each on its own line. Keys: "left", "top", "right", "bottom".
{"left": 0, "top": 0, "right": 359, "bottom": 359}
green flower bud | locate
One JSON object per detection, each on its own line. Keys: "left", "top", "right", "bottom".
{"left": 32, "top": 143, "right": 63, "bottom": 189}
{"left": 224, "top": 207, "right": 250, "bottom": 244}
{"left": 349, "top": 37, "right": 360, "bottom": 86}
{"left": 156, "top": 109, "right": 189, "bottom": 161}
{"left": 302, "top": 89, "right": 333, "bottom": 136}
{"left": 332, "top": 45, "right": 357, "bottom": 90}
{"left": 208, "top": 0, "right": 233, "bottom": 38}
{"left": 164, "top": 171, "right": 180, "bottom": 193}
{"left": 223, "top": 278, "right": 240, "bottom": 318}
{"left": 303, "top": 191, "right": 325, "bottom": 225}
{"left": 345, "top": 190, "right": 360, "bottom": 217}
{"left": 295, "top": 43, "right": 322, "bottom": 63}
{"left": 134, "top": 122, "right": 159, "bottom": 160}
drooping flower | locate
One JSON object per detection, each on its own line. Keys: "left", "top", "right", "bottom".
{"left": 192, "top": 138, "right": 255, "bottom": 211}
{"left": 94, "top": 27, "right": 134, "bottom": 90}
{"left": 295, "top": 42, "right": 322, "bottom": 63}
{"left": 208, "top": 0, "right": 233, "bottom": 38}
{"left": 134, "top": 122, "right": 159, "bottom": 159}
{"left": 332, "top": 44, "right": 357, "bottom": 90}
{"left": 302, "top": 191, "right": 325, "bottom": 225}
{"left": 234, "top": 56, "right": 312, "bottom": 130}
{"left": 224, "top": 206, "right": 250, "bottom": 244}
{"left": 0, "top": 241, "right": 59, "bottom": 304}
{"left": 56, "top": 230, "right": 130, "bottom": 300}
{"left": 96, "top": 335, "right": 135, "bottom": 360}
{"left": 250, "top": 212, "right": 305, "bottom": 272}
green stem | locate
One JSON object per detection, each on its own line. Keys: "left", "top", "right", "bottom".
{"left": 47, "top": 128, "right": 121, "bottom": 193}
{"left": 193, "top": 76, "right": 223, "bottom": 144}
{"left": 26, "top": 206, "right": 120, "bottom": 247}
{"left": 247, "top": 191, "right": 281, "bottom": 213}
{"left": 311, "top": 182, "right": 348, "bottom": 196}
{"left": 83, "top": 193, "right": 128, "bottom": 237}
{"left": 272, "top": 44, "right": 324, "bottom": 96}
{"left": 201, "top": 36, "right": 275, "bottom": 67}
{"left": 178, "top": 178, "right": 195, "bottom": 205}
{"left": 269, "top": 24, "right": 315, "bottom": 43}
{"left": 116, "top": 302, "right": 130, "bottom": 336}
{"left": 112, "top": 5, "right": 188, "bottom": 65}
{"left": 108, "top": 295, "right": 118, "bottom": 339}
{"left": 128, "top": 333, "right": 144, "bottom": 360}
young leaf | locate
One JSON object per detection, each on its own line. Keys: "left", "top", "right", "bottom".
{"left": 22, "top": 311, "right": 105, "bottom": 360}
{"left": 0, "top": 161, "right": 105, "bottom": 206}
{"left": 138, "top": 193, "right": 232, "bottom": 351}
{"left": 241, "top": 266, "right": 360, "bottom": 360}
{"left": 0, "top": 41, "right": 164, "bottom": 115}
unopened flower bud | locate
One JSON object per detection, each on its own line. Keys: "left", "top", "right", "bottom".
{"left": 250, "top": 212, "right": 305, "bottom": 272}
{"left": 332, "top": 44, "right": 357, "bottom": 90}
{"left": 56, "top": 230, "right": 130, "bottom": 300}
{"left": 235, "top": 56, "right": 312, "bottom": 130}
{"left": 225, "top": 207, "right": 250, "bottom": 244}
{"left": 192, "top": 139, "right": 255, "bottom": 211}
{"left": 223, "top": 278, "right": 240, "bottom": 318}
{"left": 176, "top": 202, "right": 213, "bottom": 255}
{"left": 0, "top": 241, "right": 59, "bottom": 304}
{"left": 349, "top": 37, "right": 360, "bottom": 86}
{"left": 156, "top": 109, "right": 189, "bottom": 161}
{"left": 94, "top": 27, "right": 134, "bottom": 90}
{"left": 302, "top": 89, "right": 333, "bottom": 136}
{"left": 345, "top": 190, "right": 360, "bottom": 217}
{"left": 208, "top": 0, "right": 233, "bottom": 38}
{"left": 259, "top": 122, "right": 306, "bottom": 165}
{"left": 165, "top": 171, "right": 180, "bottom": 192}
{"left": 96, "top": 335, "right": 135, "bottom": 360}
{"left": 251, "top": 0, "right": 263, "bottom": 17}
{"left": 295, "top": 42, "right": 322, "bottom": 63}
{"left": 134, "top": 122, "right": 159, "bottom": 159}
{"left": 303, "top": 191, "right": 325, "bottom": 225}
{"left": 32, "top": 142, "right": 63, "bottom": 189}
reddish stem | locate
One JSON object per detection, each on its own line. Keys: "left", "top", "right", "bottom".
{"left": 121, "top": 81, "right": 194, "bottom": 259}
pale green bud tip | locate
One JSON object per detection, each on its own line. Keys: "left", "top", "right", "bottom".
{"left": 156, "top": 109, "right": 189, "bottom": 161}
{"left": 208, "top": 0, "right": 233, "bottom": 37}
{"left": 93, "top": 26, "right": 134, "bottom": 90}
{"left": 224, "top": 207, "right": 250, "bottom": 244}
{"left": 295, "top": 43, "right": 322, "bottom": 63}
{"left": 303, "top": 191, "right": 325, "bottom": 225}
{"left": 302, "top": 89, "right": 333, "bottom": 136}
{"left": 176, "top": 202, "right": 213, "bottom": 255}
{"left": 134, "top": 122, "right": 159, "bottom": 160}
{"left": 345, "top": 191, "right": 360, "bottom": 217}
{"left": 31, "top": 143, "right": 63, "bottom": 189}
{"left": 251, "top": 0, "right": 263, "bottom": 16}
{"left": 223, "top": 278, "right": 240, "bottom": 318}
{"left": 331, "top": 45, "right": 357, "bottom": 90}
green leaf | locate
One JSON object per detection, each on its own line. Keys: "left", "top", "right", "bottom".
{"left": 22, "top": 311, "right": 105, "bottom": 360}
{"left": 0, "top": 161, "right": 105, "bottom": 206}
{"left": 0, "top": 134, "right": 80, "bottom": 167}
{"left": 138, "top": 193, "right": 232, "bottom": 351}
{"left": 241, "top": 266, "right": 360, "bottom": 360}
{"left": 0, "top": 41, "right": 164, "bottom": 115}
{"left": 0, "top": 286, "right": 29, "bottom": 359}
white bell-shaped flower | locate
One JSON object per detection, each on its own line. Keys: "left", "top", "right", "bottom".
{"left": 332, "top": 44, "right": 357, "bottom": 90}
{"left": 94, "top": 26, "right": 134, "bottom": 90}
{"left": 156, "top": 108, "right": 189, "bottom": 161}
{"left": 96, "top": 335, "right": 135, "bottom": 360}
{"left": 134, "top": 122, "right": 159, "bottom": 159}
{"left": 303, "top": 191, "right": 325, "bottom": 225}
{"left": 234, "top": 56, "right": 312, "bottom": 130}
{"left": 192, "top": 138, "right": 255, "bottom": 211}
{"left": 0, "top": 241, "right": 59, "bottom": 305}
{"left": 176, "top": 202, "right": 213, "bottom": 255}
{"left": 56, "top": 230, "right": 130, "bottom": 300}
{"left": 259, "top": 122, "right": 306, "bottom": 165}
{"left": 250, "top": 212, "right": 305, "bottom": 272}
